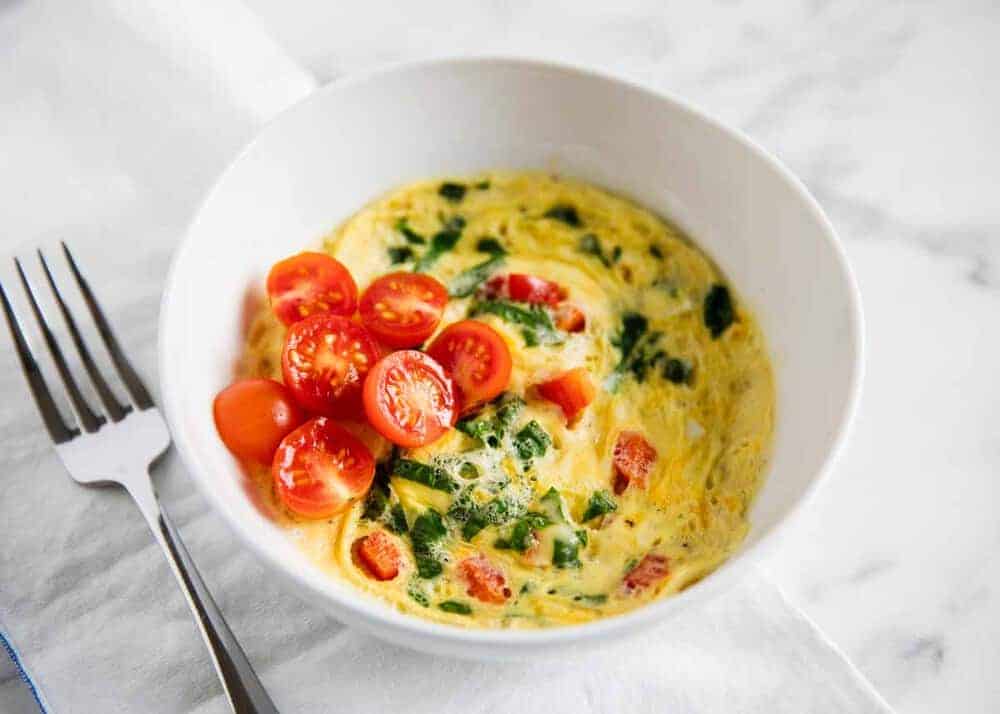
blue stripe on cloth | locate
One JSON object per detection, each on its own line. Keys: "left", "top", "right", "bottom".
{"left": 0, "top": 628, "right": 47, "bottom": 713}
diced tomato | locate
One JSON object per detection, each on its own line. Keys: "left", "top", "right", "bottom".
{"left": 553, "top": 303, "right": 586, "bottom": 332}
{"left": 459, "top": 554, "right": 511, "bottom": 604}
{"left": 355, "top": 530, "right": 401, "bottom": 581}
{"left": 267, "top": 252, "right": 358, "bottom": 325}
{"left": 623, "top": 554, "right": 670, "bottom": 593}
{"left": 425, "top": 320, "right": 512, "bottom": 414}
{"left": 213, "top": 379, "right": 305, "bottom": 463}
{"left": 272, "top": 417, "right": 375, "bottom": 519}
{"left": 612, "top": 430, "right": 658, "bottom": 494}
{"left": 358, "top": 272, "right": 448, "bottom": 348}
{"left": 482, "top": 273, "right": 566, "bottom": 306}
{"left": 537, "top": 367, "right": 596, "bottom": 422}
{"left": 281, "top": 313, "right": 380, "bottom": 418}
{"left": 362, "top": 350, "right": 457, "bottom": 448}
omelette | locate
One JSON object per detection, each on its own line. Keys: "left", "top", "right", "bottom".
{"left": 238, "top": 171, "right": 775, "bottom": 628}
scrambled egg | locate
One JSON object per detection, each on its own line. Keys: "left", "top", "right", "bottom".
{"left": 241, "top": 171, "right": 775, "bottom": 628}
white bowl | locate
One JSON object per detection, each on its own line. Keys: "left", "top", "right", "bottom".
{"left": 159, "top": 58, "right": 863, "bottom": 660}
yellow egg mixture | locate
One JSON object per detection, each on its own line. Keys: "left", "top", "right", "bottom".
{"left": 240, "top": 171, "right": 775, "bottom": 628}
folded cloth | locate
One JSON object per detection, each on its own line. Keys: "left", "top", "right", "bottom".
{"left": 0, "top": 1, "right": 891, "bottom": 712}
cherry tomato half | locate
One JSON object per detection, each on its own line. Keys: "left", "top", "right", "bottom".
{"left": 213, "top": 379, "right": 306, "bottom": 463}
{"left": 281, "top": 313, "right": 380, "bottom": 418}
{"left": 272, "top": 417, "right": 376, "bottom": 519}
{"left": 536, "top": 367, "right": 596, "bottom": 422}
{"left": 267, "top": 252, "right": 358, "bottom": 326}
{"left": 482, "top": 273, "right": 566, "bottom": 306}
{"left": 363, "top": 350, "right": 457, "bottom": 448}
{"left": 359, "top": 272, "right": 448, "bottom": 348}
{"left": 425, "top": 320, "right": 512, "bottom": 415}
{"left": 612, "top": 430, "right": 658, "bottom": 494}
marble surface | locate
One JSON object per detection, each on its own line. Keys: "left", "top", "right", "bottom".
{"left": 1, "top": 0, "right": 997, "bottom": 712}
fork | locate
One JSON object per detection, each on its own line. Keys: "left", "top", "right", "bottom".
{"left": 1, "top": 243, "right": 279, "bottom": 714}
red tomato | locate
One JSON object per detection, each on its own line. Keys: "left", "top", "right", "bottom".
{"left": 553, "top": 303, "right": 586, "bottom": 332}
{"left": 537, "top": 367, "right": 596, "bottom": 422}
{"left": 272, "top": 417, "right": 375, "bottom": 519}
{"left": 266, "top": 252, "right": 358, "bottom": 325}
{"left": 358, "top": 272, "right": 448, "bottom": 348}
{"left": 213, "top": 379, "right": 305, "bottom": 463}
{"left": 482, "top": 273, "right": 566, "bottom": 306}
{"left": 623, "top": 554, "right": 670, "bottom": 593}
{"left": 459, "top": 554, "right": 511, "bottom": 604}
{"left": 425, "top": 320, "right": 512, "bottom": 414}
{"left": 362, "top": 350, "right": 457, "bottom": 448}
{"left": 281, "top": 314, "right": 380, "bottom": 418}
{"left": 612, "top": 430, "right": 658, "bottom": 494}
{"left": 355, "top": 530, "right": 401, "bottom": 581}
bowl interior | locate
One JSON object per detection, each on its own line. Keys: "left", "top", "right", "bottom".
{"left": 160, "top": 59, "right": 861, "bottom": 658}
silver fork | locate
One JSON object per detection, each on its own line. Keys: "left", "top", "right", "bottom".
{"left": 1, "top": 243, "right": 279, "bottom": 714}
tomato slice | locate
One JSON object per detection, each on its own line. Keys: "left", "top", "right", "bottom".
{"left": 623, "top": 554, "right": 670, "bottom": 593}
{"left": 363, "top": 350, "right": 457, "bottom": 448}
{"left": 537, "top": 367, "right": 596, "bottom": 422}
{"left": 281, "top": 314, "right": 380, "bottom": 418}
{"left": 482, "top": 273, "right": 566, "bottom": 306}
{"left": 272, "top": 417, "right": 375, "bottom": 519}
{"left": 213, "top": 379, "right": 305, "bottom": 463}
{"left": 359, "top": 272, "right": 448, "bottom": 348}
{"left": 425, "top": 320, "right": 512, "bottom": 414}
{"left": 459, "top": 554, "right": 511, "bottom": 604}
{"left": 553, "top": 303, "right": 586, "bottom": 332}
{"left": 267, "top": 252, "right": 358, "bottom": 325}
{"left": 612, "top": 430, "right": 658, "bottom": 494}
{"left": 355, "top": 530, "right": 401, "bottom": 581}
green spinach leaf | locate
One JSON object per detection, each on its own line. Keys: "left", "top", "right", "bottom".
{"left": 581, "top": 490, "right": 617, "bottom": 522}
{"left": 410, "top": 509, "right": 447, "bottom": 579}
{"left": 512, "top": 421, "right": 551, "bottom": 468}
{"left": 469, "top": 299, "right": 562, "bottom": 346}
{"left": 395, "top": 217, "right": 426, "bottom": 245}
{"left": 543, "top": 204, "right": 582, "bottom": 227}
{"left": 704, "top": 284, "right": 735, "bottom": 338}
{"left": 394, "top": 459, "right": 459, "bottom": 494}
{"left": 438, "top": 600, "right": 472, "bottom": 615}
{"left": 438, "top": 182, "right": 467, "bottom": 203}
{"left": 387, "top": 246, "right": 414, "bottom": 264}
{"left": 448, "top": 254, "right": 505, "bottom": 297}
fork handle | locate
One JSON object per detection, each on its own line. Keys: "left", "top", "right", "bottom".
{"left": 127, "top": 478, "right": 280, "bottom": 714}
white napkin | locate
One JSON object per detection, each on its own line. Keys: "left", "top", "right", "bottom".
{"left": 0, "top": 2, "right": 891, "bottom": 712}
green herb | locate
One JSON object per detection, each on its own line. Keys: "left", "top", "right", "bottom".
{"left": 611, "top": 245, "right": 623, "bottom": 263}
{"left": 581, "top": 490, "right": 617, "bottom": 522}
{"left": 394, "top": 459, "right": 458, "bottom": 493}
{"left": 494, "top": 512, "right": 550, "bottom": 552}
{"left": 410, "top": 509, "right": 447, "bottom": 578}
{"left": 438, "top": 600, "right": 472, "bottom": 615}
{"left": 387, "top": 246, "right": 414, "bottom": 264}
{"left": 663, "top": 357, "right": 693, "bottom": 385}
{"left": 362, "top": 452, "right": 407, "bottom": 533}
{"left": 606, "top": 312, "right": 666, "bottom": 391}
{"left": 361, "top": 477, "right": 390, "bottom": 522}
{"left": 387, "top": 503, "right": 408, "bottom": 534}
{"left": 475, "top": 180, "right": 490, "bottom": 190}
{"left": 469, "top": 299, "right": 562, "bottom": 346}
{"left": 476, "top": 237, "right": 507, "bottom": 256}
{"left": 538, "top": 487, "right": 568, "bottom": 523}
{"left": 414, "top": 227, "right": 463, "bottom": 272}
{"left": 448, "top": 485, "right": 524, "bottom": 541}
{"left": 574, "top": 593, "right": 608, "bottom": 605}
{"left": 443, "top": 214, "right": 466, "bottom": 232}
{"left": 704, "top": 284, "right": 735, "bottom": 338}
{"left": 448, "top": 254, "right": 505, "bottom": 297}
{"left": 407, "top": 581, "right": 430, "bottom": 607}
{"left": 395, "top": 217, "right": 426, "bottom": 245}
{"left": 577, "top": 234, "right": 610, "bottom": 267}
{"left": 649, "top": 244, "right": 664, "bottom": 259}
{"left": 456, "top": 396, "right": 522, "bottom": 448}
{"left": 553, "top": 537, "right": 583, "bottom": 568}
{"left": 543, "top": 204, "right": 582, "bottom": 227}
{"left": 438, "top": 182, "right": 467, "bottom": 203}
{"left": 460, "top": 462, "right": 480, "bottom": 480}
{"left": 512, "top": 421, "right": 551, "bottom": 468}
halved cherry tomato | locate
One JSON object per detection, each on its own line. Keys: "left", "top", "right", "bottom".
{"left": 355, "top": 530, "right": 401, "bottom": 581}
{"left": 363, "top": 350, "right": 457, "bottom": 448}
{"left": 623, "top": 554, "right": 670, "bottom": 593}
{"left": 482, "top": 273, "right": 566, "bottom": 306}
{"left": 281, "top": 314, "right": 380, "bottom": 418}
{"left": 267, "top": 252, "right": 358, "bottom": 326}
{"left": 612, "top": 430, "right": 658, "bottom": 494}
{"left": 213, "top": 379, "right": 305, "bottom": 463}
{"left": 425, "top": 320, "right": 512, "bottom": 414}
{"left": 553, "top": 303, "right": 586, "bottom": 332}
{"left": 537, "top": 367, "right": 596, "bottom": 422}
{"left": 459, "top": 554, "right": 511, "bottom": 604}
{"left": 272, "top": 417, "right": 375, "bottom": 519}
{"left": 358, "top": 272, "right": 448, "bottom": 348}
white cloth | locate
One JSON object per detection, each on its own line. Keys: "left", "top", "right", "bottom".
{"left": 0, "top": 2, "right": 891, "bottom": 712}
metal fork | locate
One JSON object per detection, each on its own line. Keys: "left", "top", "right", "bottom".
{"left": 1, "top": 244, "right": 279, "bottom": 714}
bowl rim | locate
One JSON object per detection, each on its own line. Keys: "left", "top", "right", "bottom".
{"left": 158, "top": 55, "right": 865, "bottom": 649}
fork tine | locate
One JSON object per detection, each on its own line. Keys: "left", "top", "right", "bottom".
{"left": 15, "top": 259, "right": 105, "bottom": 432}
{"left": 38, "top": 249, "right": 132, "bottom": 422}
{"left": 0, "top": 279, "right": 80, "bottom": 443}
{"left": 61, "top": 242, "right": 154, "bottom": 410}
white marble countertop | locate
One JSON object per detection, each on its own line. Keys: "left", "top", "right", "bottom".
{"left": 2, "top": 1, "right": 997, "bottom": 711}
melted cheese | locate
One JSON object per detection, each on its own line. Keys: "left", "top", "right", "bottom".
{"left": 240, "top": 171, "right": 775, "bottom": 628}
